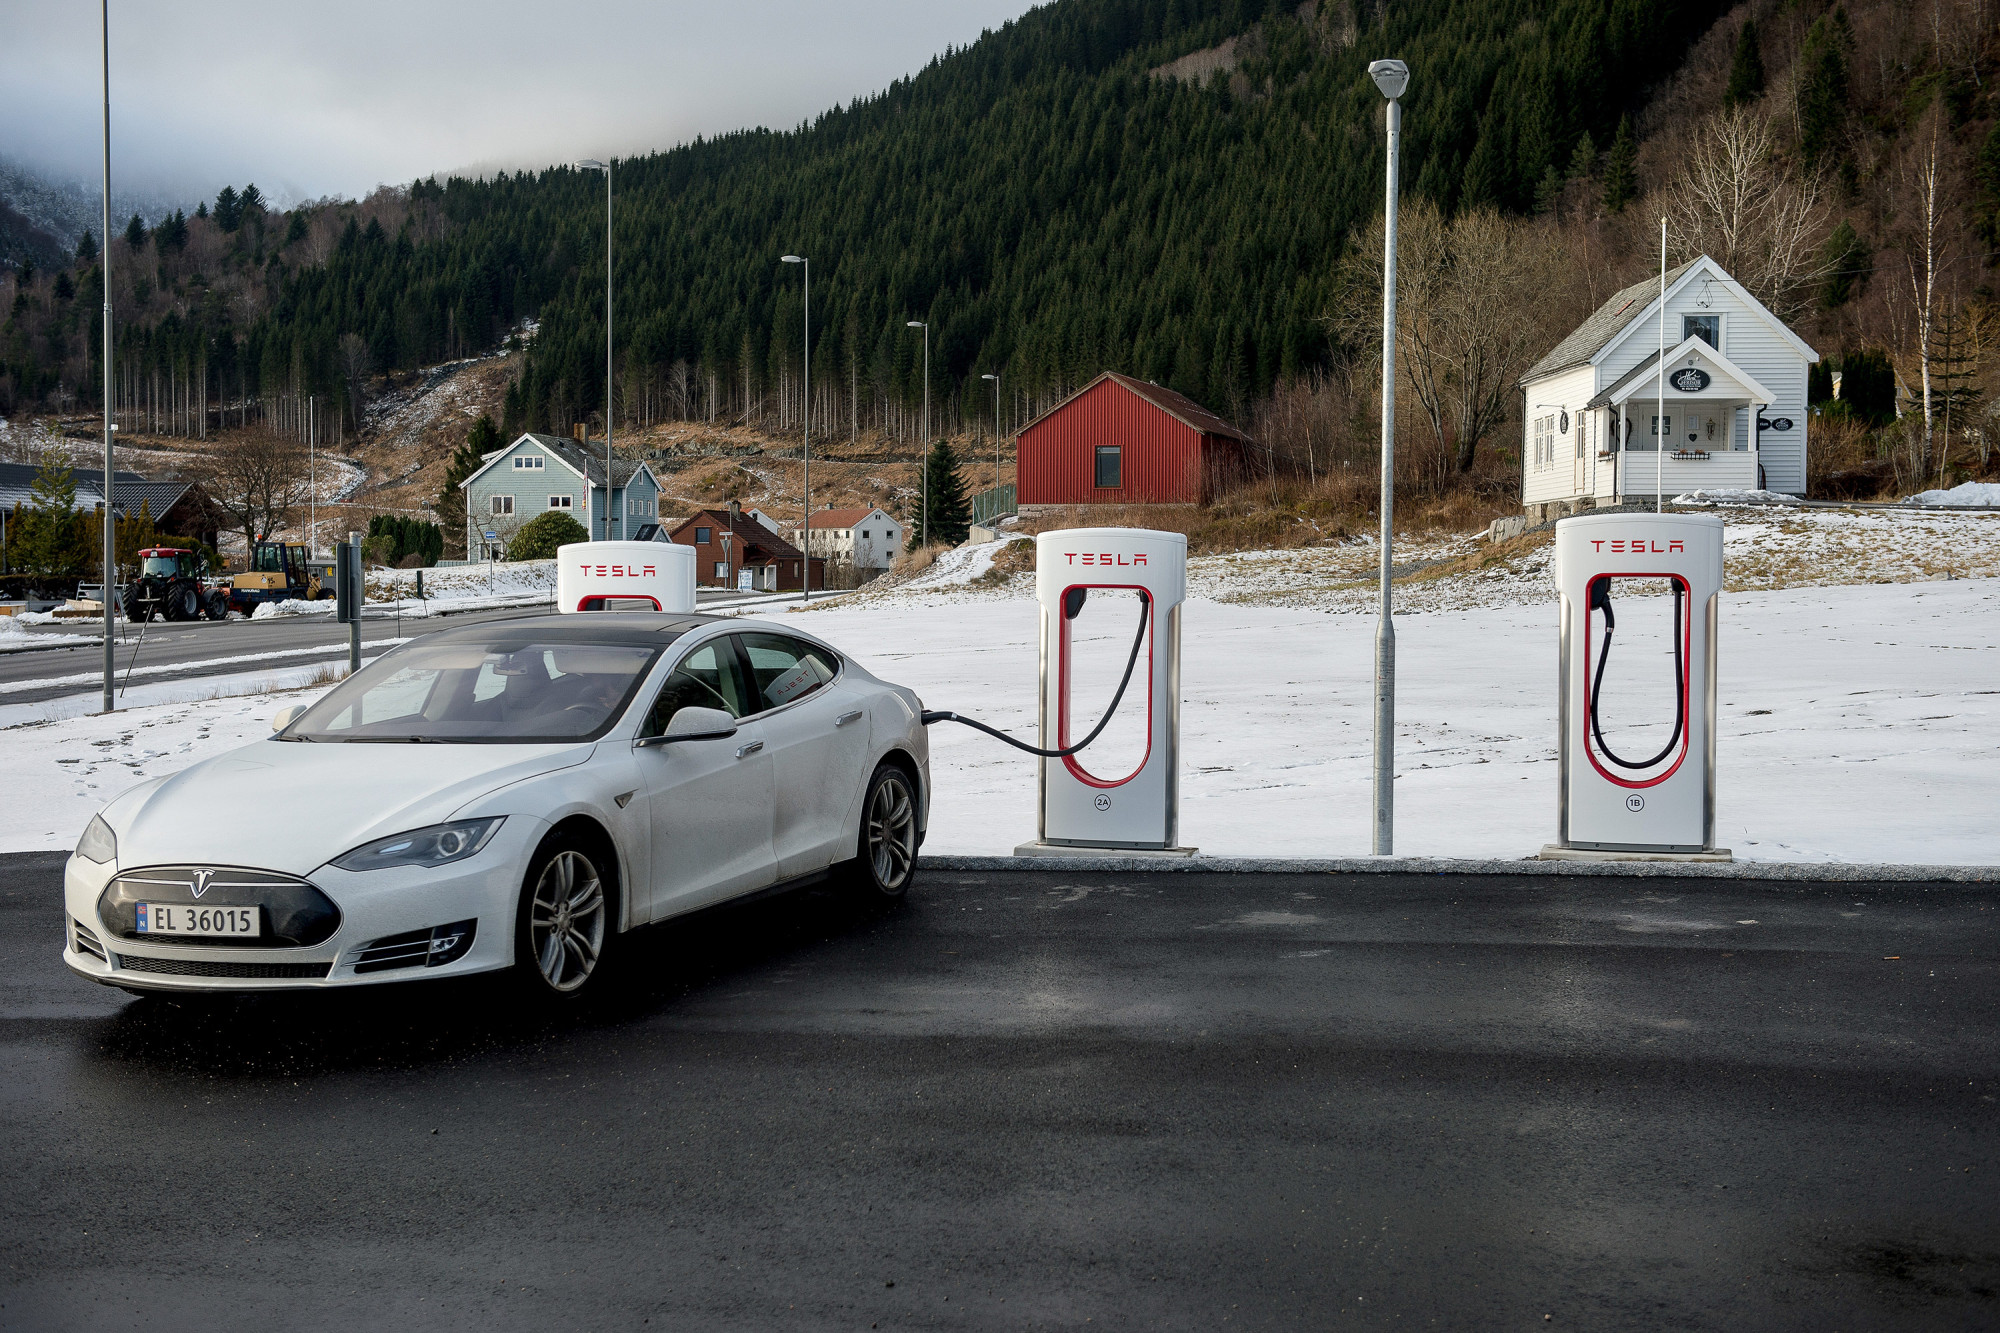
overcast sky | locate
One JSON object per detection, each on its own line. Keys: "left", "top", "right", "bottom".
{"left": 5, "top": 0, "right": 1041, "bottom": 207}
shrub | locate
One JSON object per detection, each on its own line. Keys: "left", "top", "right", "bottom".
{"left": 507, "top": 510, "right": 589, "bottom": 560}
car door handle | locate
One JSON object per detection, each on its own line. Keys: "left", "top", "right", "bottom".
{"left": 735, "top": 740, "right": 764, "bottom": 758}
{"left": 835, "top": 710, "right": 863, "bottom": 727}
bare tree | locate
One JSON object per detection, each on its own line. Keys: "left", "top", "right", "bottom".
{"left": 1666, "top": 106, "right": 1835, "bottom": 321}
{"left": 196, "top": 428, "right": 313, "bottom": 555}
{"left": 1887, "top": 104, "right": 1965, "bottom": 483}
{"left": 1339, "top": 201, "right": 1568, "bottom": 475}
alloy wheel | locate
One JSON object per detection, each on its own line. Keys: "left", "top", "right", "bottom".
{"left": 866, "top": 772, "right": 917, "bottom": 891}
{"left": 528, "top": 849, "right": 606, "bottom": 992}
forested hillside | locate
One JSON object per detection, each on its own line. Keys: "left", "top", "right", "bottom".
{"left": 2, "top": 0, "right": 1725, "bottom": 443}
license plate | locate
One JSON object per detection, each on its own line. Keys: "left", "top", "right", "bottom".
{"left": 136, "top": 903, "right": 260, "bottom": 937}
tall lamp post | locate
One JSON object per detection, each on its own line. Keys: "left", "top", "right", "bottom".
{"left": 99, "top": 0, "right": 115, "bottom": 714}
{"left": 906, "top": 320, "right": 929, "bottom": 546}
{"left": 981, "top": 372, "right": 1001, "bottom": 504}
{"left": 576, "top": 159, "right": 613, "bottom": 539}
{"left": 1367, "top": 57, "right": 1409, "bottom": 857}
{"left": 781, "top": 255, "right": 810, "bottom": 601}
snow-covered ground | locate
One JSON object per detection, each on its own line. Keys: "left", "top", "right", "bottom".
{"left": 1910, "top": 480, "right": 2000, "bottom": 506}
{"left": 7, "top": 507, "right": 1996, "bottom": 865}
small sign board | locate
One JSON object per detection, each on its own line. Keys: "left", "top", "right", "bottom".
{"left": 737, "top": 569, "right": 754, "bottom": 592}
{"left": 1757, "top": 417, "right": 1795, "bottom": 432}
{"left": 1669, "top": 367, "right": 1711, "bottom": 393}
{"left": 482, "top": 530, "right": 500, "bottom": 542}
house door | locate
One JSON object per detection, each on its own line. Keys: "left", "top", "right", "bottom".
{"left": 1573, "top": 414, "right": 1589, "bottom": 494}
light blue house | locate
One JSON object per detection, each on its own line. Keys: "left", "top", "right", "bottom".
{"left": 459, "top": 433, "right": 661, "bottom": 559}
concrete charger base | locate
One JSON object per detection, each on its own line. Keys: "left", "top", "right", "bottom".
{"left": 1539, "top": 844, "right": 1735, "bottom": 864}
{"left": 1014, "top": 842, "right": 1200, "bottom": 860}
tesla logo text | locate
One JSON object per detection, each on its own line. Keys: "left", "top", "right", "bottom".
{"left": 190, "top": 869, "right": 214, "bottom": 898}
{"left": 1590, "top": 540, "right": 1684, "bottom": 554}
{"left": 1063, "top": 552, "right": 1149, "bottom": 566}
{"left": 580, "top": 565, "right": 658, "bottom": 578}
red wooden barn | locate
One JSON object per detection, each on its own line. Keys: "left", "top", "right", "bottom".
{"left": 1016, "top": 371, "right": 1253, "bottom": 509}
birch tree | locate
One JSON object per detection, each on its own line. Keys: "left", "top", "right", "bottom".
{"left": 1666, "top": 107, "right": 1835, "bottom": 322}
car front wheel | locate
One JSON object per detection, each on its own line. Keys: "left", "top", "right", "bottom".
{"left": 513, "top": 832, "right": 615, "bottom": 1000}
{"left": 842, "top": 763, "right": 919, "bottom": 901}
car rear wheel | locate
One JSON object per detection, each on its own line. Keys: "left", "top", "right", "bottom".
{"left": 122, "top": 587, "right": 152, "bottom": 623}
{"left": 512, "top": 832, "right": 615, "bottom": 1000}
{"left": 841, "top": 763, "right": 919, "bottom": 901}
{"left": 203, "top": 591, "right": 229, "bottom": 620}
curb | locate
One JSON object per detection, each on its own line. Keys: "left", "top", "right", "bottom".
{"left": 917, "top": 854, "right": 2000, "bottom": 883}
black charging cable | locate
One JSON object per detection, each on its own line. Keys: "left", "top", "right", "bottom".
{"left": 1588, "top": 575, "right": 1686, "bottom": 770}
{"left": 921, "top": 588, "right": 1151, "bottom": 758}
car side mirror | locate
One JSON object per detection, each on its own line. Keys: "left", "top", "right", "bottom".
{"left": 636, "top": 706, "right": 738, "bottom": 747}
{"left": 271, "top": 703, "right": 307, "bottom": 732}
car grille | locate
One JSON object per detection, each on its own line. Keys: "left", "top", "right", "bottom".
{"left": 71, "top": 918, "right": 106, "bottom": 962}
{"left": 113, "top": 954, "right": 332, "bottom": 980}
{"left": 101, "top": 866, "right": 341, "bottom": 948}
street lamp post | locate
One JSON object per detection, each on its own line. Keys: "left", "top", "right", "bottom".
{"left": 782, "top": 255, "right": 810, "bottom": 601}
{"left": 576, "top": 159, "right": 613, "bottom": 539}
{"left": 906, "top": 320, "right": 929, "bottom": 547}
{"left": 99, "top": 0, "right": 115, "bottom": 714}
{"left": 1367, "top": 57, "right": 1409, "bottom": 857}
{"left": 981, "top": 372, "right": 1001, "bottom": 505}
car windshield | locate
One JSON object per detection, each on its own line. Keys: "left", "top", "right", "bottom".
{"left": 142, "top": 555, "right": 184, "bottom": 577}
{"left": 285, "top": 639, "right": 661, "bottom": 743}
{"left": 251, "top": 546, "right": 287, "bottom": 573}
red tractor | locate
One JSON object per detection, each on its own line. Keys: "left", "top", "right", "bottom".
{"left": 123, "top": 548, "right": 229, "bottom": 622}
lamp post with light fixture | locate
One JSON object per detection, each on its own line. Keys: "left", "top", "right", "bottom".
{"left": 981, "top": 372, "right": 1001, "bottom": 504}
{"left": 907, "top": 320, "right": 929, "bottom": 547}
{"left": 575, "top": 159, "right": 613, "bottom": 537}
{"left": 1367, "top": 56, "right": 1409, "bottom": 857}
{"left": 781, "top": 254, "right": 810, "bottom": 601}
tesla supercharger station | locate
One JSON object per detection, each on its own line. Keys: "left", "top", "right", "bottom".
{"left": 1017, "top": 527, "right": 1191, "bottom": 855}
{"left": 556, "top": 541, "right": 696, "bottom": 613}
{"left": 1549, "top": 512, "right": 1727, "bottom": 858}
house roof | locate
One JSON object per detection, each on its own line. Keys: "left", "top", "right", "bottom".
{"left": 802, "top": 507, "right": 889, "bottom": 530}
{"left": 1018, "top": 371, "right": 1254, "bottom": 444}
{"left": 459, "top": 433, "right": 657, "bottom": 492}
{"left": 670, "top": 508, "right": 806, "bottom": 562}
{"left": 0, "top": 463, "right": 167, "bottom": 514}
{"left": 1522, "top": 260, "right": 1701, "bottom": 385}
{"left": 1585, "top": 336, "right": 1776, "bottom": 409}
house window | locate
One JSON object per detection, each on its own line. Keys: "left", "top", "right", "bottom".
{"left": 549, "top": 495, "right": 573, "bottom": 509}
{"left": 512, "top": 455, "right": 544, "bottom": 470}
{"left": 860, "top": 530, "right": 869, "bottom": 539}
{"left": 628, "top": 496, "right": 649, "bottom": 517}
{"left": 1683, "top": 315, "right": 1719, "bottom": 350}
{"left": 490, "top": 495, "right": 513, "bottom": 516}
{"left": 1651, "top": 416, "right": 1673, "bottom": 435}
{"left": 1094, "top": 445, "right": 1122, "bottom": 488}
{"left": 695, "top": 526, "right": 712, "bottom": 544}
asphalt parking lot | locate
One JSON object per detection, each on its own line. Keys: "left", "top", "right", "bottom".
{"left": 1, "top": 855, "right": 1995, "bottom": 1331}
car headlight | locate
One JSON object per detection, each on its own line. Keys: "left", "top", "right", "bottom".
{"left": 76, "top": 815, "right": 117, "bottom": 865}
{"left": 332, "top": 818, "right": 504, "bottom": 872}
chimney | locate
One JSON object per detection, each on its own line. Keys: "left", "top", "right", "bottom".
{"left": 727, "top": 500, "right": 740, "bottom": 523}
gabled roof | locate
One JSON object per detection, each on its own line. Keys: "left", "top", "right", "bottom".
{"left": 1018, "top": 371, "right": 1254, "bottom": 444}
{"left": 1522, "top": 260, "right": 1700, "bottom": 385}
{"left": 1523, "top": 255, "right": 1820, "bottom": 387}
{"left": 0, "top": 462, "right": 161, "bottom": 513}
{"left": 459, "top": 433, "right": 658, "bottom": 492}
{"left": 670, "top": 508, "right": 806, "bottom": 562}
{"left": 803, "top": 507, "right": 891, "bottom": 530}
{"left": 1585, "top": 336, "right": 1776, "bottom": 409}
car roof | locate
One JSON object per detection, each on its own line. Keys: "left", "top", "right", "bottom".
{"left": 420, "top": 612, "right": 728, "bottom": 648}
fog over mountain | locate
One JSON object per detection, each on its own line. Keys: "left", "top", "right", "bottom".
{"left": 1, "top": 0, "right": 1039, "bottom": 206}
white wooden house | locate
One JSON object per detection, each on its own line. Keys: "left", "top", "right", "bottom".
{"left": 1518, "top": 256, "right": 1818, "bottom": 523}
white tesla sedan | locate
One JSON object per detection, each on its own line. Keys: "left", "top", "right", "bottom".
{"left": 63, "top": 613, "right": 929, "bottom": 1000}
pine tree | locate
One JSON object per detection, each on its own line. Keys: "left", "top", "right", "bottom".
{"left": 1566, "top": 132, "right": 1597, "bottom": 180}
{"left": 435, "top": 413, "right": 500, "bottom": 557}
{"left": 1972, "top": 122, "right": 2000, "bottom": 250}
{"left": 75, "top": 230, "right": 97, "bottom": 263}
{"left": 241, "top": 183, "right": 265, "bottom": 214}
{"left": 1797, "top": 9, "right": 1851, "bottom": 173}
{"left": 214, "top": 186, "right": 242, "bottom": 233}
{"left": 1819, "top": 221, "right": 1869, "bottom": 308}
{"left": 1533, "top": 164, "right": 1564, "bottom": 214}
{"left": 20, "top": 450, "right": 84, "bottom": 581}
{"left": 1722, "top": 19, "right": 1764, "bottom": 110}
{"left": 123, "top": 214, "right": 146, "bottom": 249}
{"left": 915, "top": 439, "right": 971, "bottom": 547}
{"left": 1602, "top": 115, "right": 1638, "bottom": 214}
